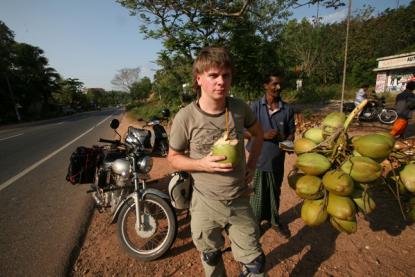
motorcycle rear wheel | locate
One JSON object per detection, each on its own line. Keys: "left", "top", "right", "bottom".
{"left": 117, "top": 194, "right": 177, "bottom": 261}
{"left": 378, "top": 109, "right": 398, "bottom": 124}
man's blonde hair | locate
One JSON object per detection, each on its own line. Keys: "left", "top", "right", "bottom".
{"left": 192, "top": 46, "right": 233, "bottom": 98}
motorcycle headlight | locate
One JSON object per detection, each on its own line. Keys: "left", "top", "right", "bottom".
{"left": 137, "top": 156, "right": 153, "bottom": 173}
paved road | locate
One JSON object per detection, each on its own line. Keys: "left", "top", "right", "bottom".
{"left": 0, "top": 108, "right": 124, "bottom": 276}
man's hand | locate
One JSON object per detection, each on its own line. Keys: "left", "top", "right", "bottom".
{"left": 242, "top": 166, "right": 256, "bottom": 197}
{"left": 198, "top": 154, "right": 233, "bottom": 173}
{"left": 245, "top": 166, "right": 255, "bottom": 184}
{"left": 264, "top": 129, "right": 278, "bottom": 140}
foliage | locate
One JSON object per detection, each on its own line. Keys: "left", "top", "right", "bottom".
{"left": 130, "top": 77, "right": 152, "bottom": 101}
{"left": 85, "top": 88, "right": 106, "bottom": 106}
{"left": 116, "top": 0, "right": 292, "bottom": 100}
{"left": 0, "top": 21, "right": 61, "bottom": 122}
{"left": 152, "top": 52, "right": 193, "bottom": 105}
{"left": 127, "top": 98, "right": 169, "bottom": 120}
{"left": 52, "top": 78, "right": 85, "bottom": 106}
{"left": 288, "top": 84, "right": 341, "bottom": 104}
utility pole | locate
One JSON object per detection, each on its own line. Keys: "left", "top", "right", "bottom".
{"left": 340, "top": 0, "right": 352, "bottom": 113}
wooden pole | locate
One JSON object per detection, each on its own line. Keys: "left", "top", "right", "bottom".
{"left": 340, "top": 0, "right": 352, "bottom": 113}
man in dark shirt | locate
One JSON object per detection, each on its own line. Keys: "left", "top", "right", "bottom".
{"left": 246, "top": 72, "right": 295, "bottom": 238}
{"left": 391, "top": 81, "right": 415, "bottom": 138}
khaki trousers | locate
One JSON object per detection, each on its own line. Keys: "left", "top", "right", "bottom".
{"left": 190, "top": 189, "right": 265, "bottom": 277}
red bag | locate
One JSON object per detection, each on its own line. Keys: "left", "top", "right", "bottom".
{"left": 66, "top": 146, "right": 103, "bottom": 184}
{"left": 390, "top": 118, "right": 408, "bottom": 137}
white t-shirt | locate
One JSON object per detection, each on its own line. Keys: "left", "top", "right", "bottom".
{"left": 355, "top": 88, "right": 367, "bottom": 106}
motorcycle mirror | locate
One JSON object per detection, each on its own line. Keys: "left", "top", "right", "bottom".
{"left": 110, "top": 119, "right": 120, "bottom": 129}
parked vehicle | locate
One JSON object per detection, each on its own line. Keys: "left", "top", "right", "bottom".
{"left": 62, "top": 105, "right": 76, "bottom": 115}
{"left": 90, "top": 118, "right": 177, "bottom": 260}
{"left": 140, "top": 109, "right": 170, "bottom": 157}
{"left": 343, "top": 96, "right": 398, "bottom": 124}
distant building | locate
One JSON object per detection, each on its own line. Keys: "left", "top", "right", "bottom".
{"left": 373, "top": 51, "right": 415, "bottom": 93}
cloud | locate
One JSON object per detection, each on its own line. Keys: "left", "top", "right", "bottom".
{"left": 320, "top": 8, "right": 348, "bottom": 24}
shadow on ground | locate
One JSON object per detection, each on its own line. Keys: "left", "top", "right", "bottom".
{"left": 264, "top": 203, "right": 339, "bottom": 276}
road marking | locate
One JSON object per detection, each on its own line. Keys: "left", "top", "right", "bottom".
{"left": 0, "top": 133, "right": 24, "bottom": 142}
{"left": 0, "top": 115, "right": 113, "bottom": 193}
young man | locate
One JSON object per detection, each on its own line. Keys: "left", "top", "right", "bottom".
{"left": 354, "top": 84, "right": 370, "bottom": 107}
{"left": 390, "top": 80, "right": 415, "bottom": 138}
{"left": 246, "top": 73, "right": 295, "bottom": 239}
{"left": 168, "top": 47, "right": 265, "bottom": 277}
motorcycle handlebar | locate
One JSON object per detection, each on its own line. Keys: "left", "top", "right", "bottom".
{"left": 99, "top": 138, "right": 121, "bottom": 145}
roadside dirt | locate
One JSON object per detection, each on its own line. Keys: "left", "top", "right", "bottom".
{"left": 72, "top": 107, "right": 415, "bottom": 277}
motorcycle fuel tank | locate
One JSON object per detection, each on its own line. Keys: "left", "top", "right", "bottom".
{"left": 102, "top": 151, "right": 126, "bottom": 170}
{"left": 112, "top": 159, "right": 131, "bottom": 176}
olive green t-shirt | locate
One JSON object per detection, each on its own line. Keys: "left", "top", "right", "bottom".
{"left": 169, "top": 97, "right": 256, "bottom": 200}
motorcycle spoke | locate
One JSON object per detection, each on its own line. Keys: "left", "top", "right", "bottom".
{"left": 121, "top": 199, "right": 171, "bottom": 254}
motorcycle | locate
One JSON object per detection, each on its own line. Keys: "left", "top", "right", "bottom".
{"left": 139, "top": 109, "right": 170, "bottom": 157}
{"left": 343, "top": 96, "right": 398, "bottom": 124}
{"left": 90, "top": 118, "right": 177, "bottom": 261}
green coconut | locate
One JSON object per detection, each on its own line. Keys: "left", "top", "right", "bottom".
{"left": 294, "top": 138, "right": 317, "bottom": 154}
{"left": 211, "top": 134, "right": 239, "bottom": 165}
{"left": 386, "top": 173, "right": 407, "bottom": 194}
{"left": 295, "top": 175, "right": 324, "bottom": 199}
{"left": 408, "top": 197, "right": 415, "bottom": 222}
{"left": 351, "top": 135, "right": 360, "bottom": 144}
{"left": 352, "top": 150, "right": 362, "bottom": 157}
{"left": 301, "top": 199, "right": 328, "bottom": 226}
{"left": 376, "top": 131, "right": 396, "bottom": 144}
{"left": 399, "top": 164, "right": 415, "bottom": 193}
{"left": 351, "top": 188, "right": 376, "bottom": 214}
{"left": 296, "top": 153, "right": 331, "bottom": 176}
{"left": 341, "top": 156, "right": 382, "bottom": 183}
{"left": 330, "top": 216, "right": 357, "bottom": 234}
{"left": 287, "top": 172, "right": 304, "bottom": 190}
{"left": 303, "top": 128, "right": 324, "bottom": 144}
{"left": 322, "top": 170, "right": 354, "bottom": 196}
{"left": 327, "top": 193, "right": 356, "bottom": 221}
{"left": 322, "top": 112, "right": 346, "bottom": 135}
{"left": 352, "top": 134, "right": 394, "bottom": 161}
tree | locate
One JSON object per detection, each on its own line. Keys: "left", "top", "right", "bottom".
{"left": 117, "top": 0, "right": 294, "bottom": 101}
{"left": 291, "top": 0, "right": 345, "bottom": 9}
{"left": 111, "top": 67, "right": 141, "bottom": 92}
{"left": 281, "top": 19, "right": 321, "bottom": 78}
{"left": 130, "top": 77, "right": 152, "bottom": 100}
{"left": 53, "top": 78, "right": 85, "bottom": 107}
{"left": 0, "top": 21, "right": 18, "bottom": 121}
{"left": 11, "top": 43, "right": 60, "bottom": 114}
{"left": 117, "top": 0, "right": 291, "bottom": 60}
{"left": 86, "top": 88, "right": 106, "bottom": 107}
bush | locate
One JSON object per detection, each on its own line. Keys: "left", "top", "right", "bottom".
{"left": 292, "top": 84, "right": 338, "bottom": 104}
{"left": 127, "top": 99, "right": 181, "bottom": 121}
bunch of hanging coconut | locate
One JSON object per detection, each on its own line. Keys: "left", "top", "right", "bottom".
{"left": 289, "top": 100, "right": 405, "bottom": 234}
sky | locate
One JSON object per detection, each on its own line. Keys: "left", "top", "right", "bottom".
{"left": 0, "top": 0, "right": 411, "bottom": 90}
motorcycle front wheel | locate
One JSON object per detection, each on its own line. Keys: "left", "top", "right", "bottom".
{"left": 117, "top": 194, "right": 177, "bottom": 261}
{"left": 378, "top": 109, "right": 398, "bottom": 124}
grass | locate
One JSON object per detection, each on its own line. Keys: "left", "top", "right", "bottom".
{"left": 127, "top": 99, "right": 168, "bottom": 120}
